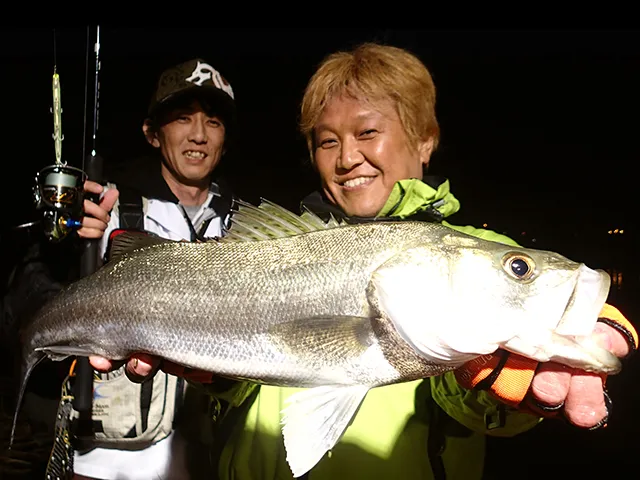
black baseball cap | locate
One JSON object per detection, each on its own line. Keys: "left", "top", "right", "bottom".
{"left": 147, "top": 58, "right": 236, "bottom": 130}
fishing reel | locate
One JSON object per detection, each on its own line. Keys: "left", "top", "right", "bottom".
{"left": 33, "top": 163, "right": 87, "bottom": 243}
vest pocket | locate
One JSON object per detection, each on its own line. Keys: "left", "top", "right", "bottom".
{"left": 73, "top": 366, "right": 180, "bottom": 450}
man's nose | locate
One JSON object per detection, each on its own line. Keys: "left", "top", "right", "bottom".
{"left": 337, "top": 138, "right": 363, "bottom": 170}
{"left": 189, "top": 118, "right": 207, "bottom": 143}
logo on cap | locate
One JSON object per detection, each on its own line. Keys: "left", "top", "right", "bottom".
{"left": 186, "top": 61, "right": 234, "bottom": 99}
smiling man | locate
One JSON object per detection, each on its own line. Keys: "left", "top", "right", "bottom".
{"left": 73, "top": 58, "right": 245, "bottom": 480}
{"left": 101, "top": 58, "right": 238, "bottom": 246}
{"left": 310, "top": 94, "right": 434, "bottom": 218}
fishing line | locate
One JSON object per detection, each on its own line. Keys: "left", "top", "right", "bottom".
{"left": 92, "top": 26, "right": 101, "bottom": 158}
{"left": 52, "top": 28, "right": 57, "bottom": 70}
{"left": 82, "top": 26, "right": 89, "bottom": 171}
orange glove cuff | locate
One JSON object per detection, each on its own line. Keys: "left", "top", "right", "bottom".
{"left": 455, "top": 350, "right": 538, "bottom": 407}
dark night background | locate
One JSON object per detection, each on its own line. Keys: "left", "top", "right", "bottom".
{"left": 1, "top": 27, "right": 639, "bottom": 478}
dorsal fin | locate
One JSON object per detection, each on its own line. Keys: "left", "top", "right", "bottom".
{"left": 106, "top": 230, "right": 177, "bottom": 263}
{"left": 220, "top": 198, "right": 347, "bottom": 243}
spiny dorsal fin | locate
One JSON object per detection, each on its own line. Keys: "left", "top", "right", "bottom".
{"left": 300, "top": 205, "right": 343, "bottom": 229}
{"left": 220, "top": 198, "right": 347, "bottom": 243}
{"left": 107, "top": 230, "right": 177, "bottom": 263}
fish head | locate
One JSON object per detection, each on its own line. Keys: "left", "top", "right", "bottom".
{"left": 444, "top": 240, "right": 611, "bottom": 337}
{"left": 370, "top": 230, "right": 618, "bottom": 374}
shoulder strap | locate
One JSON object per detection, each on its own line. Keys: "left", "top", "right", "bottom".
{"left": 202, "top": 178, "right": 236, "bottom": 235}
{"left": 117, "top": 185, "right": 145, "bottom": 230}
{"left": 101, "top": 185, "right": 162, "bottom": 440}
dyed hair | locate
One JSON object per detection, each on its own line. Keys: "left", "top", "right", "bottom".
{"left": 300, "top": 42, "right": 440, "bottom": 162}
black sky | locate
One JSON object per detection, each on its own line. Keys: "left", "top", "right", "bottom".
{"left": 2, "top": 28, "right": 639, "bottom": 257}
{"left": 1, "top": 29, "right": 639, "bottom": 474}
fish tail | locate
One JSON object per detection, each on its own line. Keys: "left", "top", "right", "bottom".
{"left": 9, "top": 351, "right": 46, "bottom": 449}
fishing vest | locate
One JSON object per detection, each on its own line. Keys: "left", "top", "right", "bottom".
{"left": 72, "top": 182, "right": 235, "bottom": 451}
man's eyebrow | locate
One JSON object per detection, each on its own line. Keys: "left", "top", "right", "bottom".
{"left": 315, "top": 112, "right": 380, "bottom": 133}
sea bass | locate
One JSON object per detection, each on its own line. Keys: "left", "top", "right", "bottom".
{"left": 13, "top": 199, "right": 617, "bottom": 477}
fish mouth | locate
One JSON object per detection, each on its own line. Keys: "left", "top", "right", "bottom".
{"left": 542, "top": 264, "right": 620, "bottom": 374}
{"left": 555, "top": 264, "right": 611, "bottom": 337}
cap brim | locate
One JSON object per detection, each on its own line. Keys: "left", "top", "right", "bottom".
{"left": 149, "top": 86, "right": 236, "bottom": 126}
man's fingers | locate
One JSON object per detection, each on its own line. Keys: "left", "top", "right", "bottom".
{"left": 524, "top": 323, "right": 622, "bottom": 430}
{"left": 83, "top": 180, "right": 103, "bottom": 195}
{"left": 530, "top": 362, "right": 572, "bottom": 407}
{"left": 79, "top": 188, "right": 119, "bottom": 239}
{"left": 77, "top": 227, "right": 105, "bottom": 240}
{"left": 89, "top": 355, "right": 113, "bottom": 372}
{"left": 563, "top": 372, "right": 608, "bottom": 428}
{"left": 83, "top": 199, "right": 111, "bottom": 224}
{"left": 125, "top": 353, "right": 160, "bottom": 383}
{"left": 80, "top": 216, "right": 108, "bottom": 231}
{"left": 82, "top": 183, "right": 118, "bottom": 224}
{"left": 593, "top": 322, "right": 630, "bottom": 359}
{"left": 99, "top": 188, "right": 119, "bottom": 213}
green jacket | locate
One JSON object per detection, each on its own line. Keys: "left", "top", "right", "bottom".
{"left": 213, "top": 177, "right": 541, "bottom": 480}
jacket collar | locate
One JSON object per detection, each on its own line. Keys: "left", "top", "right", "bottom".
{"left": 144, "top": 191, "right": 218, "bottom": 240}
{"left": 299, "top": 175, "right": 461, "bottom": 223}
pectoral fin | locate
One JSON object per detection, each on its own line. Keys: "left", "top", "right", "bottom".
{"left": 268, "top": 316, "right": 376, "bottom": 361}
{"left": 281, "top": 384, "right": 370, "bottom": 478}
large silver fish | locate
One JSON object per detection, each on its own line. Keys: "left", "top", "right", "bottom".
{"left": 12, "top": 199, "right": 617, "bottom": 477}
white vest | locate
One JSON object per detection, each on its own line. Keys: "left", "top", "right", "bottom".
{"left": 99, "top": 182, "right": 227, "bottom": 257}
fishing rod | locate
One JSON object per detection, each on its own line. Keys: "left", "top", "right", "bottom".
{"left": 74, "top": 23, "right": 102, "bottom": 431}
{"left": 32, "top": 25, "right": 100, "bottom": 438}
{"left": 43, "top": 25, "right": 103, "bottom": 480}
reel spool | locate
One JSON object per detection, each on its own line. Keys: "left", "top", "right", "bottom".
{"left": 33, "top": 164, "right": 87, "bottom": 242}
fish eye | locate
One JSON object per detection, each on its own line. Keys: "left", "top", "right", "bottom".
{"left": 502, "top": 253, "right": 536, "bottom": 281}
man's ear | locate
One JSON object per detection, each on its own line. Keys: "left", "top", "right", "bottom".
{"left": 418, "top": 137, "right": 435, "bottom": 168}
{"left": 142, "top": 119, "right": 160, "bottom": 148}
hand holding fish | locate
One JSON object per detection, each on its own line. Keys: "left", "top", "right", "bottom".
{"left": 89, "top": 353, "right": 216, "bottom": 384}
{"left": 457, "top": 303, "right": 637, "bottom": 430}
{"left": 77, "top": 180, "right": 119, "bottom": 239}
{"left": 525, "top": 319, "right": 630, "bottom": 428}
{"left": 88, "top": 353, "right": 156, "bottom": 380}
